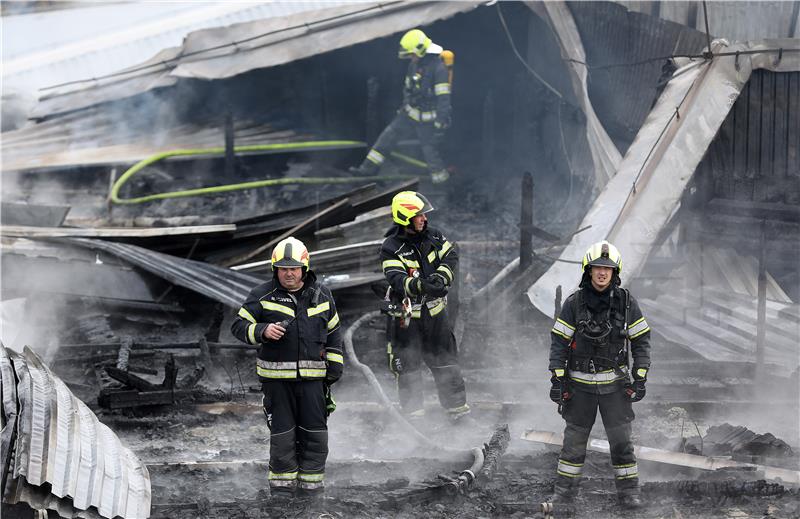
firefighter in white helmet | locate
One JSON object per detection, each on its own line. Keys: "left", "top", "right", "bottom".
{"left": 547, "top": 241, "right": 651, "bottom": 508}
{"left": 350, "top": 28, "right": 453, "bottom": 183}
{"left": 231, "top": 237, "right": 343, "bottom": 498}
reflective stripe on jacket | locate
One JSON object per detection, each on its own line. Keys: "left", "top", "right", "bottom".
{"left": 380, "top": 225, "right": 457, "bottom": 319}
{"left": 231, "top": 271, "right": 344, "bottom": 381}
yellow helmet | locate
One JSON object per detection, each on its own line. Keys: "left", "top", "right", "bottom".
{"left": 582, "top": 241, "right": 623, "bottom": 275}
{"left": 271, "top": 236, "right": 309, "bottom": 270}
{"left": 391, "top": 191, "right": 434, "bottom": 226}
{"left": 398, "top": 29, "right": 432, "bottom": 58}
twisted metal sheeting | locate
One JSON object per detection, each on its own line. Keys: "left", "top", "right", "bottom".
{"left": 1, "top": 344, "right": 151, "bottom": 518}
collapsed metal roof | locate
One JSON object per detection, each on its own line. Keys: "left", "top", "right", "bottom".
{"left": 617, "top": 1, "right": 800, "bottom": 42}
{"left": 1, "top": 344, "right": 151, "bottom": 518}
{"left": 3, "top": 2, "right": 336, "bottom": 93}
{"left": 528, "top": 39, "right": 800, "bottom": 315}
{"left": 30, "top": 1, "right": 482, "bottom": 120}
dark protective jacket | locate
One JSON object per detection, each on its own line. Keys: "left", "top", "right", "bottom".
{"left": 380, "top": 224, "right": 457, "bottom": 318}
{"left": 402, "top": 54, "right": 451, "bottom": 125}
{"left": 549, "top": 285, "right": 651, "bottom": 394}
{"left": 231, "top": 271, "right": 343, "bottom": 383}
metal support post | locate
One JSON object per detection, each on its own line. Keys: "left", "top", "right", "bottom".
{"left": 755, "top": 220, "right": 767, "bottom": 381}
{"left": 520, "top": 172, "right": 533, "bottom": 272}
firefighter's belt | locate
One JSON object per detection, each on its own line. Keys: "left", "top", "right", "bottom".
{"left": 404, "top": 104, "right": 436, "bottom": 122}
{"left": 569, "top": 368, "right": 626, "bottom": 385}
{"left": 387, "top": 296, "right": 447, "bottom": 319}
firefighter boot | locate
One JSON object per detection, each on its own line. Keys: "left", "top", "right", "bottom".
{"left": 616, "top": 478, "right": 643, "bottom": 508}
{"left": 547, "top": 474, "right": 579, "bottom": 504}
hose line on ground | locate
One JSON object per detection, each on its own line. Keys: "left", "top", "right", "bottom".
{"left": 110, "top": 141, "right": 428, "bottom": 205}
{"left": 343, "top": 311, "right": 474, "bottom": 458}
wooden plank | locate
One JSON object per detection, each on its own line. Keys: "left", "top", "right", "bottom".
{"left": 520, "top": 429, "right": 800, "bottom": 485}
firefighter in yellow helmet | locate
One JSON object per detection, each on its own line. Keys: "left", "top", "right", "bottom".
{"left": 350, "top": 29, "right": 453, "bottom": 183}
{"left": 547, "top": 241, "right": 651, "bottom": 509}
{"left": 231, "top": 237, "right": 343, "bottom": 498}
{"left": 379, "top": 191, "right": 469, "bottom": 420}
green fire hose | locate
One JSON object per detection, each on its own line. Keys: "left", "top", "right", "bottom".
{"left": 109, "top": 140, "right": 428, "bottom": 205}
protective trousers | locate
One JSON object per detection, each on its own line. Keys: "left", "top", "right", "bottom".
{"left": 391, "top": 306, "right": 467, "bottom": 414}
{"left": 359, "top": 113, "right": 445, "bottom": 176}
{"left": 555, "top": 388, "right": 640, "bottom": 496}
{"left": 262, "top": 380, "right": 328, "bottom": 495}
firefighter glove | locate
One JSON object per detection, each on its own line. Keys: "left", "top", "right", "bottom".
{"left": 324, "top": 384, "right": 336, "bottom": 417}
{"left": 423, "top": 274, "right": 449, "bottom": 297}
{"left": 326, "top": 357, "right": 343, "bottom": 384}
{"left": 549, "top": 370, "right": 570, "bottom": 403}
{"left": 626, "top": 367, "right": 648, "bottom": 402}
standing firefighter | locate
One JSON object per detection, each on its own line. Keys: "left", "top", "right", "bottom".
{"left": 380, "top": 191, "right": 469, "bottom": 420}
{"left": 350, "top": 28, "right": 453, "bottom": 183}
{"left": 231, "top": 237, "right": 343, "bottom": 498}
{"left": 548, "top": 241, "right": 651, "bottom": 508}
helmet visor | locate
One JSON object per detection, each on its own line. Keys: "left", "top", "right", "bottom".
{"left": 416, "top": 193, "right": 435, "bottom": 215}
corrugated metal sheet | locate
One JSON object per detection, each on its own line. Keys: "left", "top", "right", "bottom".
{"left": 617, "top": 1, "right": 800, "bottom": 41}
{"left": 642, "top": 288, "right": 799, "bottom": 371}
{"left": 66, "top": 238, "right": 263, "bottom": 308}
{"left": 31, "top": 1, "right": 482, "bottom": 119}
{"left": 568, "top": 1, "right": 708, "bottom": 149}
{"left": 4, "top": 2, "right": 341, "bottom": 92}
{"left": 696, "top": 69, "right": 800, "bottom": 204}
{"left": 1, "top": 344, "right": 151, "bottom": 519}
{"left": 528, "top": 39, "right": 800, "bottom": 315}
{"left": 61, "top": 237, "right": 380, "bottom": 308}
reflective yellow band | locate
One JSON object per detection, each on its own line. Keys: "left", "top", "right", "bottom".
{"left": 439, "top": 241, "right": 453, "bottom": 259}
{"left": 327, "top": 312, "right": 340, "bottom": 331}
{"left": 436, "top": 264, "right": 454, "bottom": 283}
{"left": 257, "top": 367, "right": 297, "bottom": 379}
{"left": 628, "top": 317, "right": 650, "bottom": 339}
{"left": 400, "top": 258, "right": 420, "bottom": 268}
{"left": 434, "top": 83, "right": 451, "bottom": 95}
{"left": 428, "top": 297, "right": 447, "bottom": 317}
{"left": 307, "top": 301, "right": 330, "bottom": 317}
{"left": 261, "top": 301, "right": 294, "bottom": 317}
{"left": 257, "top": 359, "right": 297, "bottom": 378}
{"left": 569, "top": 370, "right": 625, "bottom": 385}
{"left": 238, "top": 307, "right": 256, "bottom": 323}
{"left": 447, "top": 404, "right": 470, "bottom": 414}
{"left": 299, "top": 369, "right": 327, "bottom": 378}
{"left": 552, "top": 318, "right": 575, "bottom": 339}
{"left": 404, "top": 105, "right": 436, "bottom": 122}
{"left": 383, "top": 259, "right": 404, "bottom": 270}
{"left": 366, "top": 149, "right": 385, "bottom": 165}
{"left": 427, "top": 251, "right": 436, "bottom": 263}
{"left": 636, "top": 368, "right": 648, "bottom": 379}
{"left": 553, "top": 368, "right": 565, "bottom": 378}
{"left": 404, "top": 276, "right": 415, "bottom": 295}
{"left": 248, "top": 323, "right": 257, "bottom": 344}
{"left": 269, "top": 471, "right": 298, "bottom": 480}
{"left": 298, "top": 472, "right": 324, "bottom": 482}
{"left": 299, "top": 360, "right": 327, "bottom": 369}
{"left": 326, "top": 352, "right": 343, "bottom": 364}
